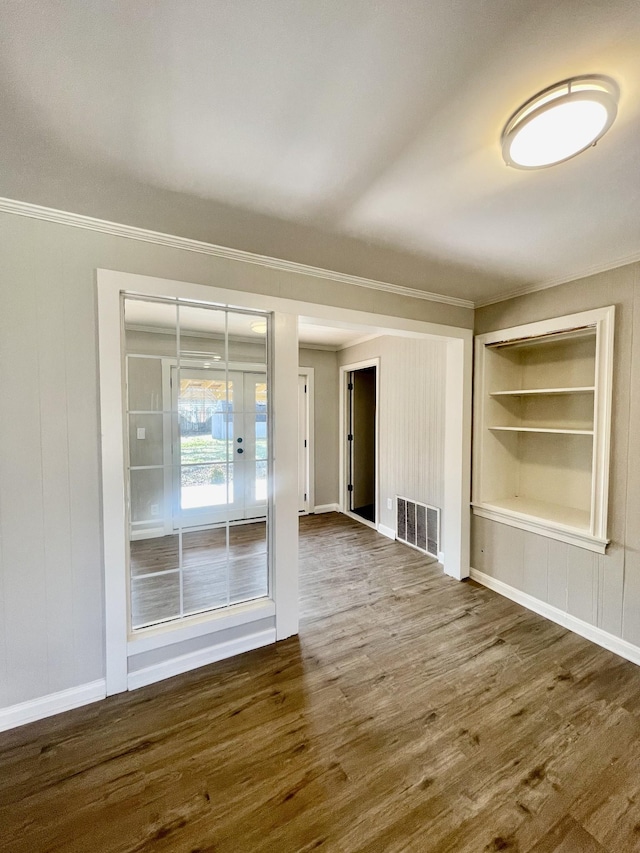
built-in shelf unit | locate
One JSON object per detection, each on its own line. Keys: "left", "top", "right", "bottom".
{"left": 472, "top": 306, "right": 615, "bottom": 553}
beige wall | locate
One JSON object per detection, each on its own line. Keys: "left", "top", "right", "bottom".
{"left": 338, "top": 335, "right": 447, "bottom": 534}
{"left": 298, "top": 348, "right": 339, "bottom": 508}
{"left": 473, "top": 261, "right": 640, "bottom": 646}
{"left": 0, "top": 210, "right": 471, "bottom": 710}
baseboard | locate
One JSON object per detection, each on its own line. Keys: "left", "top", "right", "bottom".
{"left": 127, "top": 628, "right": 276, "bottom": 690}
{"left": 130, "top": 526, "right": 165, "bottom": 541}
{"left": 313, "top": 503, "right": 339, "bottom": 514}
{"left": 0, "top": 680, "right": 107, "bottom": 733}
{"left": 378, "top": 523, "right": 396, "bottom": 540}
{"left": 470, "top": 568, "right": 640, "bottom": 668}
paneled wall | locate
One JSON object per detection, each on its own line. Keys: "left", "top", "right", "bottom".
{"left": 473, "top": 261, "right": 640, "bottom": 648}
{"left": 338, "top": 335, "right": 447, "bottom": 534}
{"left": 0, "top": 210, "right": 470, "bottom": 712}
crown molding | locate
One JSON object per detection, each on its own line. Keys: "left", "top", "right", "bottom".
{"left": 476, "top": 250, "right": 640, "bottom": 308}
{"left": 0, "top": 196, "right": 474, "bottom": 310}
{"left": 298, "top": 342, "right": 341, "bottom": 352}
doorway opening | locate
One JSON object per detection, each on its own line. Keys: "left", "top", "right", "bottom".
{"left": 99, "top": 268, "right": 471, "bottom": 696}
{"left": 347, "top": 364, "right": 377, "bottom": 524}
{"left": 337, "top": 355, "right": 381, "bottom": 530}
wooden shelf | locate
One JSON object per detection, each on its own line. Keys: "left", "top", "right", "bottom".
{"left": 476, "top": 497, "right": 590, "bottom": 532}
{"left": 490, "top": 387, "right": 595, "bottom": 397}
{"left": 487, "top": 326, "right": 596, "bottom": 349}
{"left": 473, "top": 306, "right": 615, "bottom": 552}
{"left": 489, "top": 426, "right": 594, "bottom": 435}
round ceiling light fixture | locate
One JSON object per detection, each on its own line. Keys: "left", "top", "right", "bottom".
{"left": 501, "top": 75, "right": 619, "bottom": 169}
{"left": 250, "top": 319, "right": 267, "bottom": 334}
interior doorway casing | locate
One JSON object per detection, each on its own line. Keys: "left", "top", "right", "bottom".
{"left": 98, "top": 269, "right": 472, "bottom": 697}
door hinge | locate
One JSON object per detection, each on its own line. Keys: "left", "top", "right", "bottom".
{"left": 347, "top": 484, "right": 354, "bottom": 492}
{"left": 304, "top": 439, "right": 307, "bottom": 447}
{"left": 347, "top": 434, "right": 353, "bottom": 441}
{"left": 304, "top": 384, "right": 307, "bottom": 393}
{"left": 304, "top": 493, "right": 307, "bottom": 501}
{"left": 348, "top": 382, "right": 353, "bottom": 390}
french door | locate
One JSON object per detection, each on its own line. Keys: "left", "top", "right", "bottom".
{"left": 172, "top": 367, "right": 268, "bottom": 528}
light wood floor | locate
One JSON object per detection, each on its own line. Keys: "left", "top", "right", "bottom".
{"left": 2, "top": 513, "right": 640, "bottom": 852}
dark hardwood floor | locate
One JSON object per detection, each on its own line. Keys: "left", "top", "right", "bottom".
{"left": 2, "top": 512, "right": 640, "bottom": 852}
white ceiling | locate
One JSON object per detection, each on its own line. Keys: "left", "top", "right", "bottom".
{"left": 2, "top": 1, "right": 639, "bottom": 305}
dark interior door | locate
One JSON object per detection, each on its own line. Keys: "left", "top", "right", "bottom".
{"left": 349, "top": 366, "right": 376, "bottom": 522}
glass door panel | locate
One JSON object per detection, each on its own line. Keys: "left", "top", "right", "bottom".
{"left": 242, "top": 374, "right": 269, "bottom": 514}
{"left": 173, "top": 369, "right": 239, "bottom": 526}
{"left": 124, "top": 295, "right": 271, "bottom": 631}
{"left": 173, "top": 369, "right": 267, "bottom": 527}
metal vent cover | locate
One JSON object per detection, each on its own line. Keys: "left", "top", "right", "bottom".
{"left": 396, "top": 496, "right": 440, "bottom": 559}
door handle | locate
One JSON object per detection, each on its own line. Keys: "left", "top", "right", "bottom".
{"left": 237, "top": 447, "right": 244, "bottom": 454}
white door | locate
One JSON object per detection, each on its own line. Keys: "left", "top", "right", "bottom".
{"left": 172, "top": 367, "right": 268, "bottom": 528}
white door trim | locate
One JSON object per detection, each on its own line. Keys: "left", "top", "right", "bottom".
{"left": 297, "top": 367, "right": 314, "bottom": 514}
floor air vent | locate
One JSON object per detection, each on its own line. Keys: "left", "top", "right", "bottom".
{"left": 396, "top": 496, "right": 440, "bottom": 559}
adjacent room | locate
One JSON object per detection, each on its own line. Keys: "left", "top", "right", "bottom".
{"left": 1, "top": 1, "right": 640, "bottom": 851}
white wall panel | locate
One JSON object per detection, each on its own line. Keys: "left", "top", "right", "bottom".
{"left": 0, "top": 499, "right": 7, "bottom": 708}
{"left": 488, "top": 519, "right": 523, "bottom": 589}
{"left": 521, "top": 531, "right": 548, "bottom": 602}
{"left": 599, "top": 547, "right": 624, "bottom": 636}
{"left": 470, "top": 514, "right": 487, "bottom": 574}
{"left": 544, "top": 540, "right": 568, "bottom": 612}
{"left": 0, "top": 217, "right": 49, "bottom": 704}
{"left": 338, "top": 335, "right": 446, "bottom": 534}
{"left": 620, "top": 277, "right": 640, "bottom": 647}
{"left": 622, "top": 551, "right": 640, "bottom": 648}
{"left": 35, "top": 222, "right": 76, "bottom": 693}
{"left": 566, "top": 547, "right": 597, "bottom": 624}
{"left": 61, "top": 228, "right": 106, "bottom": 685}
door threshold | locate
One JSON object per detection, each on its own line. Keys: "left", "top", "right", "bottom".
{"left": 343, "top": 510, "right": 378, "bottom": 531}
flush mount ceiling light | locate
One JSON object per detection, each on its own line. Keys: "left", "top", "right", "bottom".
{"left": 501, "top": 75, "right": 619, "bottom": 169}
{"left": 250, "top": 319, "right": 267, "bottom": 334}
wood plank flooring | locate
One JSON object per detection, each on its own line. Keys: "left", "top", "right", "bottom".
{"left": 2, "top": 512, "right": 640, "bottom": 852}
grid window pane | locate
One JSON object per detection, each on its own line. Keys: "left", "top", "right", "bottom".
{"left": 129, "top": 413, "right": 164, "bottom": 467}
{"left": 131, "top": 571, "right": 180, "bottom": 629}
{"left": 125, "top": 300, "right": 271, "bottom": 633}
{"left": 130, "top": 468, "right": 164, "bottom": 523}
{"left": 180, "top": 463, "right": 233, "bottom": 509}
